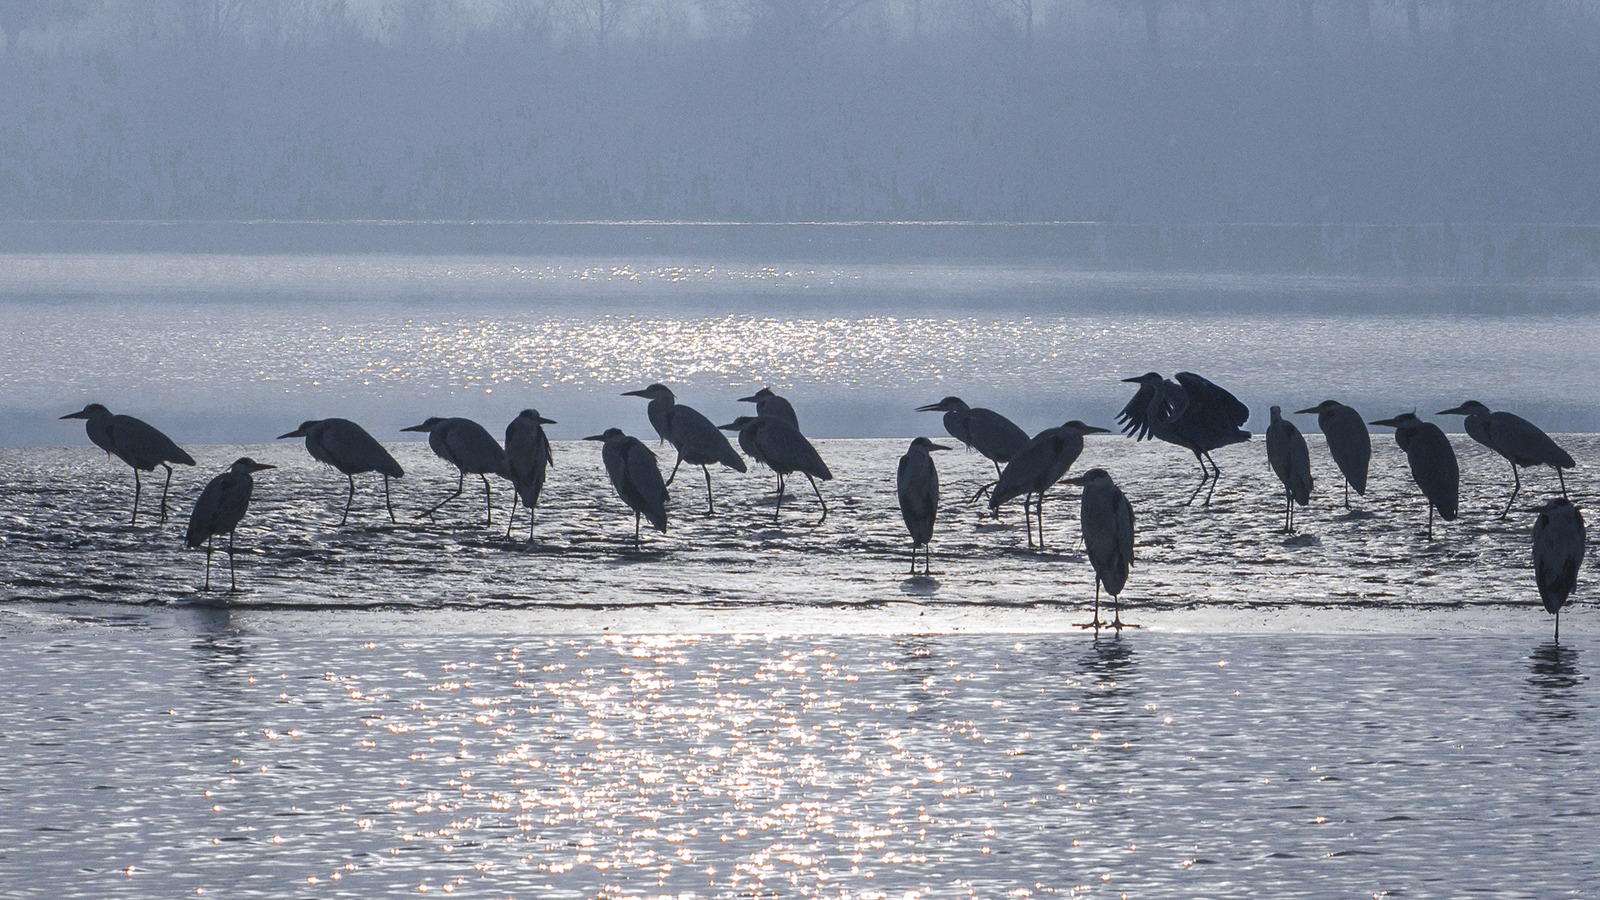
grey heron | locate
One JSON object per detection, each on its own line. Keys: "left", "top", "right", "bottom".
{"left": 1438, "top": 400, "right": 1576, "bottom": 518}
{"left": 1065, "top": 468, "right": 1135, "bottom": 632}
{"left": 897, "top": 437, "right": 950, "bottom": 574}
{"left": 584, "top": 428, "right": 668, "bottom": 547}
{"left": 61, "top": 403, "right": 196, "bottom": 525}
{"left": 623, "top": 384, "right": 746, "bottom": 514}
{"left": 1119, "top": 372, "right": 1251, "bottom": 506}
{"left": 1532, "top": 497, "right": 1585, "bottom": 641}
{"left": 505, "top": 409, "right": 556, "bottom": 540}
{"left": 987, "top": 421, "right": 1109, "bottom": 550}
{"left": 401, "top": 417, "right": 510, "bottom": 526}
{"left": 277, "top": 418, "right": 404, "bottom": 525}
{"left": 738, "top": 387, "right": 800, "bottom": 430}
{"left": 1266, "top": 406, "right": 1313, "bottom": 532}
{"left": 1294, "top": 400, "right": 1370, "bottom": 508}
{"left": 915, "top": 396, "right": 1030, "bottom": 479}
{"left": 184, "top": 457, "right": 275, "bottom": 591}
{"left": 718, "top": 416, "right": 833, "bottom": 523}
{"left": 1370, "top": 412, "right": 1459, "bottom": 539}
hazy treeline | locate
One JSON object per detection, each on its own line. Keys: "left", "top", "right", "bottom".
{"left": 3, "top": 0, "right": 1599, "bottom": 223}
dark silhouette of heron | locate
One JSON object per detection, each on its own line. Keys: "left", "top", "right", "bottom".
{"left": 718, "top": 416, "right": 833, "bottom": 523}
{"left": 401, "top": 417, "right": 510, "bottom": 525}
{"left": 738, "top": 387, "right": 800, "bottom": 430}
{"left": 505, "top": 409, "right": 556, "bottom": 540}
{"left": 61, "top": 403, "right": 196, "bottom": 525}
{"left": 1294, "top": 400, "right": 1370, "bottom": 508}
{"left": 1532, "top": 497, "right": 1585, "bottom": 641}
{"left": 1266, "top": 406, "right": 1313, "bottom": 532}
{"left": 584, "top": 428, "right": 668, "bottom": 546}
{"left": 185, "top": 457, "right": 275, "bottom": 591}
{"left": 623, "top": 384, "right": 746, "bottom": 514}
{"left": 1065, "top": 468, "right": 1135, "bottom": 632}
{"left": 897, "top": 437, "right": 950, "bottom": 574}
{"left": 1438, "top": 400, "right": 1576, "bottom": 518}
{"left": 277, "top": 418, "right": 404, "bottom": 525}
{"left": 1370, "top": 412, "right": 1459, "bottom": 539}
{"left": 1119, "top": 372, "right": 1251, "bottom": 506}
{"left": 987, "top": 421, "right": 1109, "bottom": 550}
{"left": 915, "top": 396, "right": 1030, "bottom": 479}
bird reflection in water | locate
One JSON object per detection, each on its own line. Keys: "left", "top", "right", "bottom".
{"left": 1527, "top": 641, "right": 1581, "bottom": 693}
{"left": 1522, "top": 641, "right": 1584, "bottom": 737}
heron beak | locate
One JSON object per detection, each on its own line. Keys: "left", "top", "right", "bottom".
{"left": 400, "top": 423, "right": 429, "bottom": 432}
{"left": 1369, "top": 417, "right": 1400, "bottom": 427}
{"left": 582, "top": 434, "right": 606, "bottom": 442}
{"left": 1082, "top": 425, "right": 1111, "bottom": 434}
{"left": 621, "top": 389, "right": 649, "bottom": 398}
{"left": 538, "top": 416, "right": 557, "bottom": 425}
{"left": 59, "top": 411, "right": 88, "bottom": 419}
{"left": 1121, "top": 376, "right": 1144, "bottom": 383}
{"left": 251, "top": 462, "right": 277, "bottom": 472}
{"left": 929, "top": 442, "right": 953, "bottom": 452}
{"left": 1292, "top": 406, "right": 1319, "bottom": 415}
{"left": 1436, "top": 405, "right": 1468, "bottom": 416}
{"left": 716, "top": 422, "right": 738, "bottom": 431}
{"left": 276, "top": 428, "right": 304, "bottom": 439}
{"left": 1064, "top": 474, "right": 1088, "bottom": 486}
{"left": 737, "top": 394, "right": 758, "bottom": 403}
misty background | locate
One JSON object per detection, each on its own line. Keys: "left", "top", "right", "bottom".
{"left": 4, "top": 0, "right": 1600, "bottom": 224}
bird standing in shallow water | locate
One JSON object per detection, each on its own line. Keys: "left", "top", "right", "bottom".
{"left": 1065, "top": 468, "right": 1135, "bottom": 632}
{"left": 1438, "top": 400, "right": 1575, "bottom": 518}
{"left": 585, "top": 428, "right": 668, "bottom": 548}
{"left": 505, "top": 410, "right": 556, "bottom": 540}
{"left": 718, "top": 416, "right": 833, "bottom": 523}
{"left": 1532, "top": 498, "right": 1585, "bottom": 641}
{"left": 1266, "top": 406, "right": 1313, "bottom": 533}
{"left": 185, "top": 457, "right": 275, "bottom": 591}
{"left": 1119, "top": 372, "right": 1251, "bottom": 506}
{"left": 897, "top": 437, "right": 950, "bottom": 575}
{"left": 1294, "top": 400, "right": 1370, "bottom": 509}
{"left": 623, "top": 384, "right": 746, "bottom": 515}
{"left": 61, "top": 403, "right": 195, "bottom": 525}
{"left": 987, "top": 421, "right": 1108, "bottom": 550}
{"left": 277, "top": 418, "right": 404, "bottom": 525}
{"left": 1370, "top": 412, "right": 1459, "bottom": 540}
{"left": 402, "top": 417, "right": 510, "bottom": 526}
{"left": 916, "top": 396, "right": 1030, "bottom": 480}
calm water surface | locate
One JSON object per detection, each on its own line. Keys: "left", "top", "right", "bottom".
{"left": 0, "top": 631, "right": 1593, "bottom": 899}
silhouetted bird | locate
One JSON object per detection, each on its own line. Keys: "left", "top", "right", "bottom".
{"left": 585, "top": 428, "right": 668, "bottom": 546}
{"left": 1294, "top": 400, "right": 1370, "bottom": 508}
{"left": 719, "top": 416, "right": 833, "bottom": 523}
{"left": 738, "top": 387, "right": 800, "bottom": 430}
{"left": 623, "top": 384, "right": 746, "bottom": 514}
{"left": 185, "top": 457, "right": 275, "bottom": 591}
{"left": 987, "top": 421, "right": 1108, "bottom": 550}
{"left": 1119, "top": 372, "right": 1251, "bottom": 506}
{"left": 1438, "top": 400, "right": 1576, "bottom": 518}
{"left": 1370, "top": 412, "right": 1459, "bottom": 539}
{"left": 1532, "top": 498, "right": 1585, "bottom": 641}
{"left": 505, "top": 409, "right": 556, "bottom": 540}
{"left": 277, "top": 418, "right": 404, "bottom": 525}
{"left": 916, "top": 396, "right": 1030, "bottom": 479}
{"left": 401, "top": 417, "right": 510, "bottom": 526}
{"left": 1065, "top": 468, "right": 1135, "bottom": 632}
{"left": 61, "top": 403, "right": 196, "bottom": 525}
{"left": 1266, "top": 406, "right": 1313, "bottom": 532}
{"left": 897, "top": 437, "right": 950, "bottom": 574}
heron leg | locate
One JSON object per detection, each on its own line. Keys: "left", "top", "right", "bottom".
{"left": 1343, "top": 480, "right": 1350, "bottom": 509}
{"left": 202, "top": 534, "right": 213, "bottom": 592}
{"left": 909, "top": 542, "right": 917, "bottom": 575}
{"left": 665, "top": 456, "right": 683, "bottom": 487}
{"left": 418, "top": 472, "right": 466, "bottom": 519}
{"left": 1556, "top": 609, "right": 1561, "bottom": 642}
{"left": 1557, "top": 467, "right": 1568, "bottom": 499}
{"left": 130, "top": 468, "right": 143, "bottom": 525}
{"left": 159, "top": 464, "right": 174, "bottom": 525}
{"left": 702, "top": 465, "right": 715, "bottom": 516}
{"left": 1077, "top": 579, "right": 1103, "bottom": 631}
{"left": 481, "top": 474, "right": 495, "bottom": 527}
{"left": 342, "top": 474, "right": 357, "bottom": 526}
{"left": 1035, "top": 489, "right": 1048, "bottom": 551}
{"left": 806, "top": 474, "right": 828, "bottom": 525}
{"left": 506, "top": 492, "right": 519, "bottom": 539}
{"left": 383, "top": 475, "right": 397, "bottom": 524}
{"left": 1427, "top": 502, "right": 1435, "bottom": 540}
{"left": 1112, "top": 594, "right": 1124, "bottom": 631}
{"left": 1183, "top": 452, "right": 1211, "bottom": 507}
{"left": 1498, "top": 461, "right": 1521, "bottom": 520}
{"left": 773, "top": 474, "right": 785, "bottom": 522}
{"left": 227, "top": 529, "right": 238, "bottom": 592}
{"left": 633, "top": 510, "right": 643, "bottom": 550}
{"left": 1202, "top": 452, "right": 1221, "bottom": 506}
